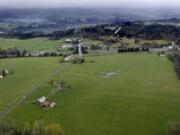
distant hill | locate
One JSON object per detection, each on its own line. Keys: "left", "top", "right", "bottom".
{"left": 0, "top": 7, "right": 180, "bottom": 20}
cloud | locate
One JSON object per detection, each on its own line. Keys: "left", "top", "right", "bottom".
{"left": 0, "top": 0, "right": 180, "bottom": 8}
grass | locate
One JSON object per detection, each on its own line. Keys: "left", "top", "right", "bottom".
{"left": 82, "top": 38, "right": 103, "bottom": 45}
{"left": 0, "top": 37, "right": 103, "bottom": 51}
{"left": 0, "top": 57, "right": 61, "bottom": 111}
{"left": 0, "top": 54, "right": 179, "bottom": 135}
{"left": 140, "top": 39, "right": 170, "bottom": 45}
{"left": 0, "top": 38, "right": 64, "bottom": 51}
{"left": 101, "top": 37, "right": 170, "bottom": 47}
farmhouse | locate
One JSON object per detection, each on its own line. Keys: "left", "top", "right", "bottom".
{"left": 64, "top": 38, "right": 82, "bottom": 45}
{"left": 37, "top": 96, "right": 47, "bottom": 103}
{"left": 65, "top": 39, "right": 73, "bottom": 44}
{"left": 167, "top": 42, "right": 178, "bottom": 50}
{"left": 62, "top": 44, "right": 74, "bottom": 49}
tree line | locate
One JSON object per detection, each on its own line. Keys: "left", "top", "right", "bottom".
{"left": 0, "top": 48, "right": 27, "bottom": 58}
{"left": 0, "top": 120, "right": 63, "bottom": 135}
{"left": 168, "top": 52, "right": 180, "bottom": 79}
{"left": 118, "top": 47, "right": 149, "bottom": 53}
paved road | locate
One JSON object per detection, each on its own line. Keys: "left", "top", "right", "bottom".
{"left": 0, "top": 63, "right": 70, "bottom": 119}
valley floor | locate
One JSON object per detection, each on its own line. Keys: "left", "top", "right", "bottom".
{"left": 1, "top": 53, "right": 180, "bottom": 135}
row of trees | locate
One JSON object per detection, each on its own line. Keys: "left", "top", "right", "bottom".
{"left": 0, "top": 120, "right": 63, "bottom": 135}
{"left": 118, "top": 47, "right": 149, "bottom": 53}
{"left": 168, "top": 52, "right": 180, "bottom": 79}
{"left": 3, "top": 21, "right": 180, "bottom": 41}
{"left": 0, "top": 49, "right": 27, "bottom": 58}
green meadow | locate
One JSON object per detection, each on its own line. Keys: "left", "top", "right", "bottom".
{"left": 0, "top": 57, "right": 60, "bottom": 110}
{"left": 0, "top": 37, "right": 102, "bottom": 51}
{"left": 0, "top": 38, "right": 63, "bottom": 51}
{"left": 0, "top": 54, "right": 180, "bottom": 135}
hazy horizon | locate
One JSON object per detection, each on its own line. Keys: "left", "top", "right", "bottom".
{"left": 0, "top": 0, "right": 180, "bottom": 8}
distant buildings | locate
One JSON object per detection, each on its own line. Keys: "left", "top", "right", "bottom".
{"left": 62, "top": 38, "right": 83, "bottom": 49}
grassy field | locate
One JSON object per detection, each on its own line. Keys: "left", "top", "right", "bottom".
{"left": 0, "top": 38, "right": 64, "bottom": 51}
{"left": 0, "top": 54, "right": 179, "bottom": 135}
{"left": 82, "top": 38, "right": 103, "bottom": 45}
{"left": 0, "top": 37, "right": 103, "bottom": 51}
{"left": 0, "top": 57, "right": 61, "bottom": 111}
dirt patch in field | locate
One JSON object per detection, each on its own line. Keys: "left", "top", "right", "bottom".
{"left": 103, "top": 70, "right": 120, "bottom": 78}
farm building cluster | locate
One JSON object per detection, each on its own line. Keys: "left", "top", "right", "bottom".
{"left": 62, "top": 38, "right": 83, "bottom": 49}
{"left": 62, "top": 40, "right": 86, "bottom": 64}
{"left": 35, "top": 96, "right": 56, "bottom": 109}
{"left": 33, "top": 81, "right": 69, "bottom": 109}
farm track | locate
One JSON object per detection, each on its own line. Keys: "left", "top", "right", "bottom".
{"left": 0, "top": 63, "right": 70, "bottom": 119}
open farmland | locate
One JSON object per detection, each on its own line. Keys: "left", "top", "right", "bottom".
{"left": 0, "top": 54, "right": 179, "bottom": 135}
{"left": 0, "top": 57, "right": 61, "bottom": 111}
{"left": 0, "top": 37, "right": 103, "bottom": 51}
{"left": 0, "top": 38, "right": 64, "bottom": 51}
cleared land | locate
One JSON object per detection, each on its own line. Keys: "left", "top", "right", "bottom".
{"left": 0, "top": 54, "right": 179, "bottom": 135}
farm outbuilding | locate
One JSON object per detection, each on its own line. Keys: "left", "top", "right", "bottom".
{"left": 40, "top": 101, "right": 51, "bottom": 108}
{"left": 37, "top": 96, "right": 47, "bottom": 103}
{"left": 0, "top": 75, "right": 3, "bottom": 79}
{"left": 50, "top": 102, "right": 56, "bottom": 108}
{"left": 36, "top": 96, "right": 56, "bottom": 109}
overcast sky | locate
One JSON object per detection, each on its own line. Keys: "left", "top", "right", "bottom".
{"left": 0, "top": 0, "right": 179, "bottom": 8}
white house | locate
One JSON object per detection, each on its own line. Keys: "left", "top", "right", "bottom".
{"left": 37, "top": 96, "right": 47, "bottom": 103}
{"left": 62, "top": 44, "right": 74, "bottom": 49}
{"left": 65, "top": 39, "right": 73, "bottom": 44}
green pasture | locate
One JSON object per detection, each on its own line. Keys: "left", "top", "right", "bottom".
{"left": 0, "top": 54, "right": 179, "bottom": 135}
{"left": 0, "top": 57, "right": 60, "bottom": 111}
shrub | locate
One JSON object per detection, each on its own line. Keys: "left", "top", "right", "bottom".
{"left": 59, "top": 58, "right": 65, "bottom": 63}
{"left": 44, "top": 123, "right": 63, "bottom": 135}
{"left": 2, "top": 70, "right": 7, "bottom": 77}
{"left": 166, "top": 122, "right": 180, "bottom": 135}
{"left": 71, "top": 56, "right": 85, "bottom": 64}
{"left": 168, "top": 53, "right": 180, "bottom": 79}
{"left": 22, "top": 50, "right": 27, "bottom": 57}
{"left": 50, "top": 52, "right": 57, "bottom": 56}
{"left": 42, "top": 52, "right": 50, "bottom": 57}
{"left": 0, "top": 120, "right": 64, "bottom": 135}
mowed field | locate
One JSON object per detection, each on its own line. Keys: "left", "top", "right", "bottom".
{"left": 1, "top": 54, "right": 180, "bottom": 135}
